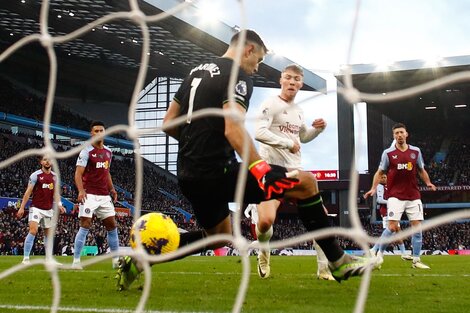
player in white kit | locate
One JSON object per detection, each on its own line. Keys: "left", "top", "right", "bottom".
{"left": 253, "top": 64, "right": 334, "bottom": 280}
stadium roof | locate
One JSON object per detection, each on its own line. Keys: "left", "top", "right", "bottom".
{"left": 335, "top": 55, "right": 470, "bottom": 129}
{"left": 0, "top": 0, "right": 326, "bottom": 105}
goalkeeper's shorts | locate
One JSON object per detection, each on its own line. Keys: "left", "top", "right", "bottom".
{"left": 178, "top": 162, "right": 287, "bottom": 229}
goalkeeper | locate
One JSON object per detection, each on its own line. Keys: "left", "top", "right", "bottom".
{"left": 116, "top": 30, "right": 378, "bottom": 290}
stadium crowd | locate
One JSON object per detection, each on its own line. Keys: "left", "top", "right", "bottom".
{"left": 415, "top": 132, "right": 470, "bottom": 186}
{"left": 0, "top": 206, "right": 468, "bottom": 256}
{"left": 0, "top": 130, "right": 194, "bottom": 216}
{"left": 0, "top": 78, "right": 469, "bottom": 257}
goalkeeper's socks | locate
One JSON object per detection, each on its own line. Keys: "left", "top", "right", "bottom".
{"left": 377, "top": 228, "right": 394, "bottom": 253}
{"left": 179, "top": 230, "right": 206, "bottom": 247}
{"left": 297, "top": 194, "right": 343, "bottom": 262}
{"left": 107, "top": 228, "right": 119, "bottom": 252}
{"left": 165, "top": 230, "right": 207, "bottom": 261}
{"left": 145, "top": 231, "right": 206, "bottom": 264}
{"left": 23, "top": 233, "right": 35, "bottom": 258}
{"left": 73, "top": 227, "right": 89, "bottom": 261}
{"left": 398, "top": 242, "right": 406, "bottom": 254}
{"left": 411, "top": 230, "right": 423, "bottom": 257}
{"left": 330, "top": 252, "right": 351, "bottom": 269}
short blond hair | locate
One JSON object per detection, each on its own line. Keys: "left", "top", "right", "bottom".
{"left": 283, "top": 64, "right": 304, "bottom": 76}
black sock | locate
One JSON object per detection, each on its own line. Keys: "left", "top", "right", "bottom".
{"left": 297, "top": 194, "right": 344, "bottom": 262}
{"left": 145, "top": 230, "right": 206, "bottom": 266}
{"left": 179, "top": 230, "right": 206, "bottom": 248}
{"left": 172, "top": 230, "right": 207, "bottom": 260}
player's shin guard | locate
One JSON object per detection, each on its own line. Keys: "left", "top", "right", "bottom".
{"left": 411, "top": 230, "right": 422, "bottom": 257}
{"left": 378, "top": 228, "right": 394, "bottom": 253}
{"left": 142, "top": 230, "right": 207, "bottom": 266}
{"left": 170, "top": 230, "right": 207, "bottom": 260}
{"left": 107, "top": 228, "right": 119, "bottom": 252}
{"left": 43, "top": 235, "right": 51, "bottom": 258}
{"left": 24, "top": 233, "right": 35, "bottom": 258}
{"left": 398, "top": 242, "right": 406, "bottom": 254}
{"left": 297, "top": 194, "right": 343, "bottom": 262}
{"left": 73, "top": 227, "right": 89, "bottom": 260}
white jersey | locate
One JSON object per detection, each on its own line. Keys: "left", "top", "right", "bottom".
{"left": 255, "top": 95, "right": 323, "bottom": 169}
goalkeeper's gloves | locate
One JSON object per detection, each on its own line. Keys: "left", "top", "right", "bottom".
{"left": 249, "top": 160, "right": 300, "bottom": 199}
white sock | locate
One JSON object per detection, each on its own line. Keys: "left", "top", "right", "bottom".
{"left": 255, "top": 225, "right": 273, "bottom": 242}
{"left": 256, "top": 225, "right": 273, "bottom": 254}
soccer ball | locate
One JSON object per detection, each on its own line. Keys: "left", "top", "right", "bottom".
{"left": 130, "top": 213, "right": 180, "bottom": 255}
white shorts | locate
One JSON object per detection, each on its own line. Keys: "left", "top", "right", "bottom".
{"left": 382, "top": 216, "right": 402, "bottom": 228}
{"left": 29, "top": 207, "right": 54, "bottom": 229}
{"left": 387, "top": 197, "right": 424, "bottom": 221}
{"left": 79, "top": 194, "right": 115, "bottom": 220}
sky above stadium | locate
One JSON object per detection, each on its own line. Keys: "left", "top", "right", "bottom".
{"left": 192, "top": 0, "right": 470, "bottom": 173}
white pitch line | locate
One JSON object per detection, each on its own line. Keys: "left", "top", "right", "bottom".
{"left": 145, "top": 271, "right": 470, "bottom": 277}
{"left": 374, "top": 273, "right": 470, "bottom": 277}
{"left": 19, "top": 269, "right": 470, "bottom": 277}
{"left": 0, "top": 304, "right": 219, "bottom": 313}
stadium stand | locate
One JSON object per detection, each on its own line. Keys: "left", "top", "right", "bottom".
{"left": 1, "top": 77, "right": 468, "bottom": 257}
{"left": 1, "top": 207, "right": 468, "bottom": 256}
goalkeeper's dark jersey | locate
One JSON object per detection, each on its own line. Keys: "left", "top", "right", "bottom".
{"left": 173, "top": 57, "right": 254, "bottom": 180}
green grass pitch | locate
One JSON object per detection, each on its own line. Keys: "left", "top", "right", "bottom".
{"left": 0, "top": 255, "right": 469, "bottom": 313}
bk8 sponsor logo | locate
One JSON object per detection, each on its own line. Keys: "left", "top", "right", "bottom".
{"left": 96, "top": 161, "right": 109, "bottom": 169}
{"left": 42, "top": 183, "right": 54, "bottom": 190}
{"left": 397, "top": 162, "right": 413, "bottom": 171}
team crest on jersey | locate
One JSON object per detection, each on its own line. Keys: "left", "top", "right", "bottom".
{"left": 410, "top": 153, "right": 416, "bottom": 159}
{"left": 261, "top": 108, "right": 270, "bottom": 121}
{"left": 235, "top": 80, "right": 247, "bottom": 96}
{"left": 388, "top": 212, "right": 394, "bottom": 217}
{"left": 33, "top": 215, "right": 39, "bottom": 220}
{"left": 85, "top": 208, "right": 91, "bottom": 214}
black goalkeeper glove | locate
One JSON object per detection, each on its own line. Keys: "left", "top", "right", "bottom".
{"left": 249, "top": 160, "right": 300, "bottom": 199}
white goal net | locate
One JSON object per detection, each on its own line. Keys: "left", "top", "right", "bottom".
{"left": 1, "top": 1, "right": 469, "bottom": 313}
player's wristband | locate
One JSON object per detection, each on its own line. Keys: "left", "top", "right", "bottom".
{"left": 249, "top": 160, "right": 271, "bottom": 181}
